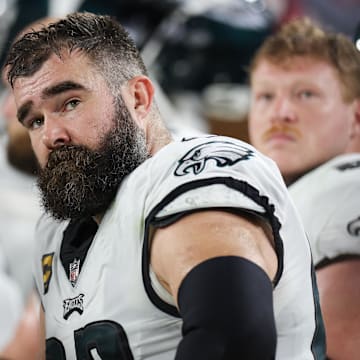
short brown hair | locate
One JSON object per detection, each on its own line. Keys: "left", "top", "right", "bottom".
{"left": 249, "top": 17, "right": 360, "bottom": 102}
{"left": 5, "top": 12, "right": 148, "bottom": 93}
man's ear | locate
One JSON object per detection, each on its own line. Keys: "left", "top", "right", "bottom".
{"left": 348, "top": 99, "right": 360, "bottom": 153}
{"left": 126, "top": 76, "right": 155, "bottom": 124}
{"left": 353, "top": 98, "right": 360, "bottom": 136}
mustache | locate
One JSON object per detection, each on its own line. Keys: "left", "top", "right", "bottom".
{"left": 261, "top": 124, "right": 302, "bottom": 142}
{"left": 46, "top": 145, "right": 97, "bottom": 167}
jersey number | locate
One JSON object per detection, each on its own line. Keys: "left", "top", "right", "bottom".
{"left": 46, "top": 320, "right": 134, "bottom": 359}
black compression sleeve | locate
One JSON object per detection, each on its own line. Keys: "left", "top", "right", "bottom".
{"left": 175, "top": 256, "right": 276, "bottom": 360}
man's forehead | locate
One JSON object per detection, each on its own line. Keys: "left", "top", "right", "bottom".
{"left": 13, "top": 52, "right": 87, "bottom": 87}
{"left": 258, "top": 55, "right": 333, "bottom": 71}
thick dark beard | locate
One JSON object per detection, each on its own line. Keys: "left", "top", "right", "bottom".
{"left": 37, "top": 98, "right": 149, "bottom": 221}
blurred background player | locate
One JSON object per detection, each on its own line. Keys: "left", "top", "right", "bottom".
{"left": 248, "top": 17, "right": 360, "bottom": 359}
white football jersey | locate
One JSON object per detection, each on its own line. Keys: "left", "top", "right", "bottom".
{"left": 33, "top": 135, "right": 325, "bottom": 359}
{"left": 289, "top": 153, "right": 360, "bottom": 267}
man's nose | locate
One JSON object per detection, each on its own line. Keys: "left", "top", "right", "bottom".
{"left": 270, "top": 96, "right": 297, "bottom": 124}
{"left": 42, "top": 115, "right": 71, "bottom": 150}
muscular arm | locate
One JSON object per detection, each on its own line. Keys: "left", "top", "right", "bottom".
{"left": 316, "top": 259, "right": 360, "bottom": 360}
{"left": 151, "top": 210, "right": 278, "bottom": 359}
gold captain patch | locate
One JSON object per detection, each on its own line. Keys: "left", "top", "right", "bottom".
{"left": 42, "top": 252, "right": 54, "bottom": 294}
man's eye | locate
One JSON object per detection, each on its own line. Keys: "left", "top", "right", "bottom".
{"left": 28, "top": 117, "right": 44, "bottom": 129}
{"left": 299, "top": 90, "right": 314, "bottom": 99}
{"left": 64, "top": 99, "right": 80, "bottom": 111}
{"left": 257, "top": 93, "right": 273, "bottom": 102}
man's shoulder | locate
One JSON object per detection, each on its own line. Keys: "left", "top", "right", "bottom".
{"left": 292, "top": 154, "right": 360, "bottom": 191}
{"left": 330, "top": 153, "right": 360, "bottom": 173}
{"left": 139, "top": 135, "right": 276, "bottom": 194}
{"left": 126, "top": 135, "right": 289, "bottom": 220}
{"left": 152, "top": 135, "right": 261, "bottom": 173}
{"left": 289, "top": 154, "right": 360, "bottom": 213}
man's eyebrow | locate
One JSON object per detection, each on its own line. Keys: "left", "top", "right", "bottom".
{"left": 17, "top": 100, "right": 33, "bottom": 124}
{"left": 42, "top": 81, "right": 86, "bottom": 99}
{"left": 17, "top": 81, "right": 87, "bottom": 124}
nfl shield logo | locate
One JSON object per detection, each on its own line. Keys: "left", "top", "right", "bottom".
{"left": 69, "top": 258, "right": 80, "bottom": 287}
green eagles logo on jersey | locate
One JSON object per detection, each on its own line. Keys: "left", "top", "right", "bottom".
{"left": 175, "top": 140, "right": 253, "bottom": 176}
